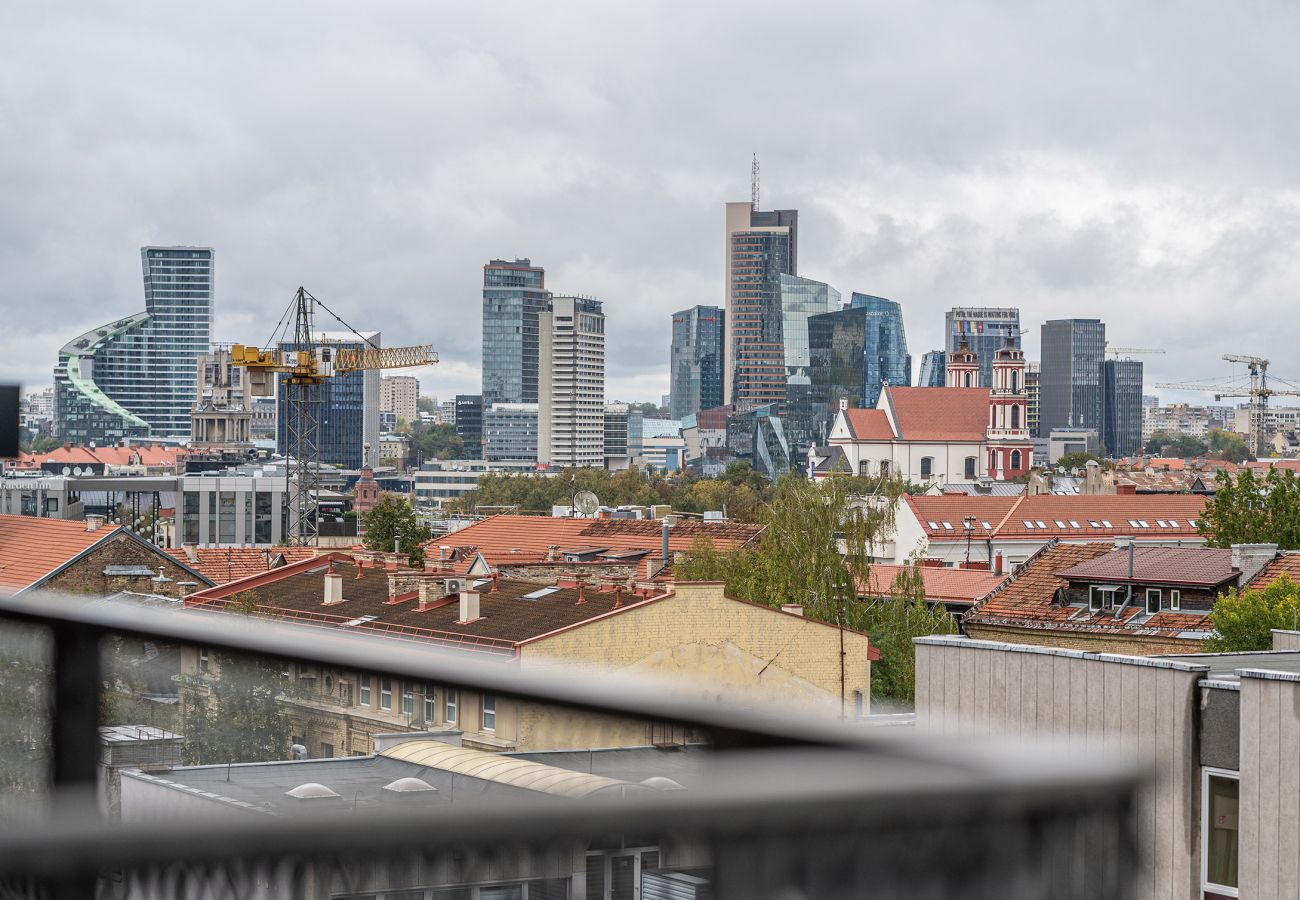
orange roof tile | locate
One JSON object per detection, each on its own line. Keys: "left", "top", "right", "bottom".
{"left": 858, "top": 564, "right": 1008, "bottom": 605}
{"left": 906, "top": 494, "right": 1208, "bottom": 541}
{"left": 428, "top": 515, "right": 765, "bottom": 566}
{"left": 0, "top": 515, "right": 123, "bottom": 593}
{"left": 163, "top": 547, "right": 319, "bottom": 585}
{"left": 1245, "top": 553, "right": 1300, "bottom": 591}
{"left": 843, "top": 409, "right": 895, "bottom": 440}
{"left": 884, "top": 386, "right": 991, "bottom": 442}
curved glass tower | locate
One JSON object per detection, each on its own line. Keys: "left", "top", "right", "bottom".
{"left": 849, "top": 293, "right": 911, "bottom": 408}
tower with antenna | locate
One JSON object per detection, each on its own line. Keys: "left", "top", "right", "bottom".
{"left": 751, "top": 153, "right": 760, "bottom": 211}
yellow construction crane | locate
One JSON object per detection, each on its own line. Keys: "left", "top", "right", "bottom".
{"left": 230, "top": 287, "right": 437, "bottom": 545}
{"left": 1156, "top": 354, "right": 1300, "bottom": 459}
{"left": 1105, "top": 345, "right": 1165, "bottom": 357}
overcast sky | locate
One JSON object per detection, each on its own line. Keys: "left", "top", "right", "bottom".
{"left": 4, "top": 1, "right": 1300, "bottom": 406}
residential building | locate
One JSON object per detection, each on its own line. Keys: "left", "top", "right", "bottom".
{"left": 190, "top": 350, "right": 252, "bottom": 451}
{"left": 276, "top": 331, "right": 381, "bottom": 470}
{"left": 436, "top": 399, "right": 457, "bottom": 426}
{"left": 1142, "top": 403, "right": 1233, "bottom": 444}
{"left": 412, "top": 459, "right": 541, "bottom": 511}
{"left": 778, "top": 274, "right": 839, "bottom": 449}
{"left": 884, "top": 493, "right": 1208, "bottom": 567}
{"left": 858, "top": 563, "right": 1008, "bottom": 618}
{"left": 1025, "top": 361, "right": 1041, "bottom": 437}
{"left": 1039, "top": 318, "right": 1106, "bottom": 434}
{"left": 1101, "top": 358, "right": 1143, "bottom": 458}
{"left": 538, "top": 296, "right": 605, "bottom": 469}
{"left": 164, "top": 545, "right": 317, "bottom": 584}
{"left": 379, "top": 376, "right": 419, "bottom": 424}
{"left": 53, "top": 314, "right": 154, "bottom": 446}
{"left": 0, "top": 513, "right": 209, "bottom": 597}
{"left": 918, "top": 350, "right": 946, "bottom": 387}
{"left": 849, "top": 293, "right": 911, "bottom": 408}
{"left": 453, "top": 394, "right": 483, "bottom": 458}
{"left": 481, "top": 258, "right": 551, "bottom": 406}
{"left": 668, "top": 305, "right": 724, "bottom": 420}
{"left": 482, "top": 403, "right": 539, "bottom": 462}
{"left": 1233, "top": 404, "right": 1300, "bottom": 443}
{"left": 724, "top": 201, "right": 798, "bottom": 410}
{"left": 377, "top": 433, "right": 410, "bottom": 470}
{"left": 944, "top": 307, "right": 1020, "bottom": 388}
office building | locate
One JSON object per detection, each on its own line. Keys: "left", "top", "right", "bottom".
{"left": 807, "top": 307, "right": 869, "bottom": 444}
{"left": 604, "top": 403, "right": 632, "bottom": 469}
{"left": 1102, "top": 358, "right": 1144, "bottom": 458}
{"left": 724, "top": 202, "right": 798, "bottom": 410}
{"left": 944, "top": 307, "right": 1020, "bottom": 388}
{"left": 190, "top": 350, "right": 253, "bottom": 450}
{"left": 454, "top": 395, "right": 483, "bottom": 458}
{"left": 481, "top": 259, "right": 551, "bottom": 406}
{"left": 538, "top": 296, "right": 605, "bottom": 468}
{"left": 276, "top": 332, "right": 380, "bottom": 470}
{"left": 178, "top": 469, "right": 290, "bottom": 546}
{"left": 1026, "top": 362, "right": 1041, "bottom": 438}
{"left": 482, "top": 403, "right": 538, "bottom": 462}
{"left": 918, "top": 351, "right": 947, "bottom": 387}
{"left": 379, "top": 376, "right": 419, "bottom": 424}
{"left": 850, "top": 293, "right": 911, "bottom": 408}
{"left": 53, "top": 246, "right": 214, "bottom": 444}
{"left": 779, "top": 275, "right": 839, "bottom": 449}
{"left": 1039, "top": 318, "right": 1106, "bottom": 434}
{"left": 669, "top": 305, "right": 724, "bottom": 420}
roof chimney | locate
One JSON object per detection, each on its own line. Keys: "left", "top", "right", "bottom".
{"left": 1232, "top": 543, "right": 1279, "bottom": 586}
{"left": 993, "top": 551, "right": 1003, "bottom": 575}
{"left": 781, "top": 603, "right": 804, "bottom": 616}
{"left": 324, "top": 572, "right": 344, "bottom": 605}
{"left": 457, "top": 589, "right": 480, "bottom": 623}
{"left": 84, "top": 514, "right": 105, "bottom": 533}
{"left": 181, "top": 542, "right": 199, "bottom": 563}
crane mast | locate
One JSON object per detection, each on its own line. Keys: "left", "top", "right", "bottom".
{"left": 1155, "top": 354, "right": 1300, "bottom": 458}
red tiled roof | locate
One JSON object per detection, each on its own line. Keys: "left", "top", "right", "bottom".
{"left": 859, "top": 564, "right": 1008, "bottom": 605}
{"left": 965, "top": 541, "right": 1213, "bottom": 640}
{"left": 429, "top": 515, "right": 765, "bottom": 565}
{"left": 163, "top": 547, "right": 319, "bottom": 585}
{"left": 905, "top": 494, "right": 1208, "bottom": 541}
{"left": 843, "top": 409, "right": 895, "bottom": 440}
{"left": 11, "top": 444, "right": 186, "bottom": 469}
{"left": 1245, "top": 553, "right": 1300, "bottom": 591}
{"left": 1056, "top": 547, "right": 1236, "bottom": 587}
{"left": 0, "top": 515, "right": 122, "bottom": 593}
{"left": 885, "top": 386, "right": 991, "bottom": 442}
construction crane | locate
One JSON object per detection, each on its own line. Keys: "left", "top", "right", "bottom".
{"left": 1106, "top": 345, "right": 1165, "bottom": 357}
{"left": 1155, "top": 354, "right": 1300, "bottom": 458}
{"left": 230, "top": 287, "right": 437, "bottom": 545}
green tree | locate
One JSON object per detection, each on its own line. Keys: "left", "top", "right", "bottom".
{"left": 416, "top": 396, "right": 437, "bottom": 414}
{"left": 408, "top": 421, "right": 467, "bottom": 462}
{"left": 180, "top": 657, "right": 293, "bottom": 765}
{"left": 362, "top": 495, "right": 433, "bottom": 563}
{"left": 1207, "top": 428, "right": 1251, "bottom": 463}
{"left": 1199, "top": 467, "right": 1300, "bottom": 549}
{"left": 1203, "top": 574, "right": 1300, "bottom": 652}
{"left": 1144, "top": 431, "right": 1208, "bottom": 458}
{"left": 1056, "top": 451, "right": 1106, "bottom": 471}
{"left": 860, "top": 561, "right": 958, "bottom": 703}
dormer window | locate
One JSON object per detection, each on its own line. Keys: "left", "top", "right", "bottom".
{"left": 1089, "top": 585, "right": 1121, "bottom": 610}
{"left": 1146, "top": 589, "right": 1161, "bottom": 614}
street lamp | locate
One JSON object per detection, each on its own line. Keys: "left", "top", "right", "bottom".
{"left": 963, "top": 515, "right": 976, "bottom": 567}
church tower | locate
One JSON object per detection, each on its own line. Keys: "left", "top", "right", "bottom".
{"left": 946, "top": 340, "right": 979, "bottom": 388}
{"left": 988, "top": 339, "right": 1032, "bottom": 479}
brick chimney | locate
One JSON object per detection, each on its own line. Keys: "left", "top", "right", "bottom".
{"left": 84, "top": 514, "right": 105, "bottom": 533}
{"left": 1232, "top": 544, "right": 1279, "bottom": 586}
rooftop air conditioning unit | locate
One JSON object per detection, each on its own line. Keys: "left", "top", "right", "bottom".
{"left": 444, "top": 577, "right": 465, "bottom": 596}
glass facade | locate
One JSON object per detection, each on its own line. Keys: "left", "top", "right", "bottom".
{"left": 1040, "top": 319, "right": 1107, "bottom": 434}
{"left": 727, "top": 207, "right": 798, "bottom": 412}
{"left": 778, "top": 275, "right": 839, "bottom": 450}
{"left": 454, "top": 395, "right": 483, "bottom": 458}
{"left": 849, "top": 293, "right": 911, "bottom": 408}
{"left": 918, "top": 351, "right": 947, "bottom": 387}
{"left": 1102, "top": 358, "right": 1143, "bottom": 458}
{"left": 669, "top": 306, "right": 725, "bottom": 420}
{"left": 807, "top": 308, "right": 867, "bottom": 445}
{"left": 482, "top": 403, "right": 538, "bottom": 462}
{"left": 945, "top": 307, "right": 1021, "bottom": 388}
{"left": 481, "top": 259, "right": 551, "bottom": 406}
{"left": 604, "top": 405, "right": 630, "bottom": 460}
{"left": 276, "top": 333, "right": 380, "bottom": 470}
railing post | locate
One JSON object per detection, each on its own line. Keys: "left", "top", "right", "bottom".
{"left": 51, "top": 622, "right": 101, "bottom": 799}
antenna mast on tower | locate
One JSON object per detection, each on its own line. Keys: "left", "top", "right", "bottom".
{"left": 751, "top": 153, "right": 760, "bottom": 211}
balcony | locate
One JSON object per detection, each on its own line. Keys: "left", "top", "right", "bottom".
{"left": 0, "top": 592, "right": 1139, "bottom": 899}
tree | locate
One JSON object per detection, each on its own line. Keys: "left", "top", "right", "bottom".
{"left": 1199, "top": 467, "right": 1300, "bottom": 549}
{"left": 408, "top": 422, "right": 467, "bottom": 462}
{"left": 416, "top": 396, "right": 437, "bottom": 414}
{"left": 362, "top": 495, "right": 433, "bottom": 563}
{"left": 1056, "top": 451, "right": 1106, "bottom": 471}
{"left": 1203, "top": 574, "right": 1300, "bottom": 652}
{"left": 860, "top": 561, "right": 958, "bottom": 703}
{"left": 1144, "top": 431, "right": 1208, "bottom": 458}
{"left": 180, "top": 657, "right": 294, "bottom": 765}
{"left": 1207, "top": 428, "right": 1251, "bottom": 463}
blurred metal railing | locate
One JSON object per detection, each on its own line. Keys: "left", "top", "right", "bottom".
{"left": 0, "top": 592, "right": 1142, "bottom": 900}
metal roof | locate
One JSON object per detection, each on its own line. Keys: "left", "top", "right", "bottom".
{"left": 381, "top": 741, "right": 644, "bottom": 798}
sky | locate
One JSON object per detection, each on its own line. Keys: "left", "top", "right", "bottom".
{"left": 4, "top": 1, "right": 1300, "bottom": 407}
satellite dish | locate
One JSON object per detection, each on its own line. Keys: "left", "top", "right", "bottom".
{"left": 61, "top": 467, "right": 71, "bottom": 476}
{"left": 573, "top": 491, "right": 600, "bottom": 516}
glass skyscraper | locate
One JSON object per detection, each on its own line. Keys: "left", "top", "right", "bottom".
{"left": 53, "top": 246, "right": 213, "bottom": 443}
{"left": 849, "top": 293, "right": 911, "bottom": 408}
{"left": 481, "top": 259, "right": 551, "bottom": 406}
{"left": 918, "top": 351, "right": 947, "bottom": 387}
{"left": 1040, "top": 319, "right": 1107, "bottom": 434}
{"left": 725, "top": 202, "right": 798, "bottom": 412}
{"left": 779, "top": 274, "right": 839, "bottom": 448}
{"left": 945, "top": 307, "right": 1021, "bottom": 388}
{"left": 669, "top": 305, "right": 725, "bottom": 420}
{"left": 1102, "top": 358, "right": 1144, "bottom": 458}
{"left": 808, "top": 307, "right": 867, "bottom": 442}
{"left": 276, "top": 332, "right": 380, "bottom": 470}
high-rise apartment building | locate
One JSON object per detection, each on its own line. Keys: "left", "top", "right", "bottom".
{"left": 53, "top": 246, "right": 214, "bottom": 443}
{"left": 1102, "top": 358, "right": 1144, "bottom": 458}
{"left": 482, "top": 403, "right": 539, "bottom": 462}
{"left": 276, "top": 332, "right": 380, "bottom": 470}
{"left": 850, "top": 293, "right": 911, "bottom": 408}
{"left": 918, "top": 351, "right": 947, "bottom": 387}
{"left": 945, "top": 308, "right": 1020, "bottom": 388}
{"left": 379, "top": 376, "right": 419, "bottom": 423}
{"left": 481, "top": 259, "right": 551, "bottom": 406}
{"left": 669, "top": 306, "right": 725, "bottom": 420}
{"left": 1039, "top": 319, "right": 1107, "bottom": 435}
{"left": 724, "top": 202, "right": 798, "bottom": 411}
{"left": 538, "top": 296, "right": 605, "bottom": 468}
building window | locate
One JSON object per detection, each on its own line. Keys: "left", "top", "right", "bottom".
{"left": 1146, "top": 589, "right": 1161, "bottom": 614}
{"left": 879, "top": 460, "right": 890, "bottom": 477}
{"left": 320, "top": 742, "right": 334, "bottom": 759}
{"left": 1202, "top": 769, "right": 1239, "bottom": 895}
{"left": 197, "top": 647, "right": 209, "bottom": 673}
{"left": 1010, "top": 450, "right": 1022, "bottom": 470}
{"left": 482, "top": 693, "right": 497, "bottom": 731}
{"left": 379, "top": 677, "right": 393, "bottom": 711}
{"left": 1011, "top": 370, "right": 1020, "bottom": 393}
{"left": 402, "top": 683, "right": 414, "bottom": 717}
{"left": 1090, "top": 586, "right": 1108, "bottom": 611}
{"left": 1171, "top": 590, "right": 1181, "bottom": 611}
{"left": 358, "top": 674, "right": 371, "bottom": 706}
{"left": 424, "top": 685, "right": 437, "bottom": 724}
{"left": 445, "top": 688, "right": 458, "bottom": 724}
{"left": 964, "top": 457, "right": 977, "bottom": 479}
{"left": 1011, "top": 405, "right": 1021, "bottom": 429}
{"left": 920, "top": 457, "right": 933, "bottom": 478}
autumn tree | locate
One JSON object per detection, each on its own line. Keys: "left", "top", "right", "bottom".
{"left": 1203, "top": 574, "right": 1300, "bottom": 652}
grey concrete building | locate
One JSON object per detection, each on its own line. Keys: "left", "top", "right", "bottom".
{"left": 1040, "top": 318, "right": 1107, "bottom": 435}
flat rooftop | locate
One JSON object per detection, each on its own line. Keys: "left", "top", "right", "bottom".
{"left": 1165, "top": 650, "right": 1300, "bottom": 683}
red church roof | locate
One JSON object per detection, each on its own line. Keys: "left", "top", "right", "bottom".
{"left": 883, "top": 386, "right": 991, "bottom": 442}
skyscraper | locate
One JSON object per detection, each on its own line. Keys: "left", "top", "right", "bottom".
{"left": 669, "top": 305, "right": 725, "bottom": 420}
{"left": 1102, "top": 358, "right": 1144, "bottom": 458}
{"left": 850, "top": 293, "right": 911, "bottom": 408}
{"left": 724, "top": 201, "right": 798, "bottom": 411}
{"left": 454, "top": 395, "right": 483, "bottom": 458}
{"left": 481, "top": 259, "right": 551, "bottom": 406}
{"left": 779, "top": 274, "right": 839, "bottom": 448}
{"left": 53, "top": 246, "right": 213, "bottom": 443}
{"left": 808, "top": 307, "right": 868, "bottom": 441}
{"left": 945, "top": 308, "right": 1021, "bottom": 388}
{"left": 918, "top": 351, "right": 947, "bottom": 387}
{"left": 276, "top": 331, "right": 381, "bottom": 470}
{"left": 538, "top": 296, "right": 605, "bottom": 468}
{"left": 1040, "top": 319, "right": 1107, "bottom": 435}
